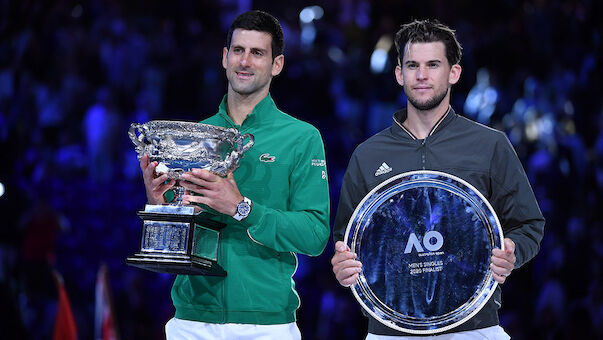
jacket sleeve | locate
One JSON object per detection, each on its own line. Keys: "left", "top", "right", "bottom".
{"left": 490, "top": 134, "right": 545, "bottom": 268}
{"left": 333, "top": 151, "right": 366, "bottom": 242}
{"left": 241, "top": 128, "right": 330, "bottom": 256}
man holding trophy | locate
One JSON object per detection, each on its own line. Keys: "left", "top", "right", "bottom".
{"left": 331, "top": 20, "right": 545, "bottom": 339}
{"left": 138, "top": 10, "right": 330, "bottom": 340}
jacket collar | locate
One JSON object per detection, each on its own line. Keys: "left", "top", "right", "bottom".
{"left": 217, "top": 93, "right": 277, "bottom": 129}
{"left": 392, "top": 106, "right": 456, "bottom": 140}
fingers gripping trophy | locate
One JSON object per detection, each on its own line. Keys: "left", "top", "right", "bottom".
{"left": 126, "top": 120, "right": 254, "bottom": 276}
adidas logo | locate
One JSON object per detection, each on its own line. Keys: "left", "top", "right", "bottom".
{"left": 374, "top": 162, "right": 393, "bottom": 176}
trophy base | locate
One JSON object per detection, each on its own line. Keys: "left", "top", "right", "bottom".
{"left": 127, "top": 253, "right": 226, "bottom": 276}
{"left": 127, "top": 205, "right": 227, "bottom": 276}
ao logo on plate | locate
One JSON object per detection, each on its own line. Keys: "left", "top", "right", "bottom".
{"left": 404, "top": 231, "right": 444, "bottom": 253}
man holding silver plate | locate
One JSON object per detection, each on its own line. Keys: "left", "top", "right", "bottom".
{"left": 139, "top": 10, "right": 330, "bottom": 340}
{"left": 331, "top": 20, "right": 544, "bottom": 339}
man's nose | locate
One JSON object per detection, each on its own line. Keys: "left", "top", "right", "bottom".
{"left": 416, "top": 65, "right": 428, "bottom": 79}
{"left": 239, "top": 51, "right": 250, "bottom": 66}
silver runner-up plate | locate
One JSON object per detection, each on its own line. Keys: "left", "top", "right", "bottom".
{"left": 344, "top": 170, "right": 504, "bottom": 334}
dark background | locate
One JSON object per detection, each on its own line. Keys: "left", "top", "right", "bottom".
{"left": 1, "top": 0, "right": 602, "bottom": 339}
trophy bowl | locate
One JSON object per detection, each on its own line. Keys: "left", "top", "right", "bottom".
{"left": 344, "top": 170, "right": 503, "bottom": 334}
{"left": 129, "top": 120, "right": 254, "bottom": 178}
{"left": 126, "top": 120, "right": 255, "bottom": 276}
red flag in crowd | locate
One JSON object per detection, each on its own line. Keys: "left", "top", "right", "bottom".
{"left": 53, "top": 270, "right": 78, "bottom": 340}
{"left": 95, "top": 263, "right": 119, "bottom": 340}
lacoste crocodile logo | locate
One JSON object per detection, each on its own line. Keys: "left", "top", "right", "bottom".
{"left": 259, "top": 153, "right": 276, "bottom": 162}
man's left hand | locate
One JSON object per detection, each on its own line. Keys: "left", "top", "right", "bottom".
{"left": 180, "top": 169, "right": 243, "bottom": 216}
{"left": 490, "top": 238, "right": 516, "bottom": 284}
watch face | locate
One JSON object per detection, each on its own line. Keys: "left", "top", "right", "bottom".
{"left": 237, "top": 202, "right": 251, "bottom": 216}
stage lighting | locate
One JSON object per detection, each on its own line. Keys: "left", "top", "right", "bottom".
{"left": 299, "top": 6, "right": 324, "bottom": 24}
{"left": 328, "top": 47, "right": 344, "bottom": 63}
{"left": 370, "top": 35, "right": 393, "bottom": 74}
{"left": 370, "top": 49, "right": 388, "bottom": 74}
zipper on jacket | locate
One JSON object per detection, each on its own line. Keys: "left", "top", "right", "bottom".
{"left": 220, "top": 241, "right": 226, "bottom": 323}
{"left": 420, "top": 139, "right": 426, "bottom": 170}
{"left": 418, "top": 107, "right": 448, "bottom": 170}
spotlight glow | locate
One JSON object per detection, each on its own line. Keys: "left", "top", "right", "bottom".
{"left": 370, "top": 35, "right": 393, "bottom": 73}
{"left": 299, "top": 6, "right": 324, "bottom": 24}
{"left": 370, "top": 49, "right": 388, "bottom": 73}
{"left": 300, "top": 8, "right": 314, "bottom": 24}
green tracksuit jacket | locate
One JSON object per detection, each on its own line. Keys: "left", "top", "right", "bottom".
{"left": 171, "top": 94, "right": 330, "bottom": 325}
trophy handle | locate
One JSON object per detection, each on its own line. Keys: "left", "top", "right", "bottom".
{"left": 240, "top": 133, "right": 255, "bottom": 153}
{"left": 128, "top": 123, "right": 150, "bottom": 157}
{"left": 218, "top": 133, "right": 255, "bottom": 176}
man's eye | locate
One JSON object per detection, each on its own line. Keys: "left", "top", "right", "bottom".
{"left": 253, "top": 50, "right": 263, "bottom": 56}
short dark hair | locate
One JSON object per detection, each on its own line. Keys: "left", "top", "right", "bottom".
{"left": 394, "top": 19, "right": 462, "bottom": 67}
{"left": 226, "top": 10, "right": 284, "bottom": 60}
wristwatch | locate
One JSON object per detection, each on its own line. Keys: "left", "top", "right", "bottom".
{"left": 233, "top": 197, "right": 252, "bottom": 221}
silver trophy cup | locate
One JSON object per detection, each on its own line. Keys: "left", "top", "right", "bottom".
{"left": 127, "top": 120, "right": 254, "bottom": 275}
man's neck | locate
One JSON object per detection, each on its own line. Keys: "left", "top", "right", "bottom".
{"left": 226, "top": 88, "right": 269, "bottom": 125}
{"left": 403, "top": 100, "right": 450, "bottom": 140}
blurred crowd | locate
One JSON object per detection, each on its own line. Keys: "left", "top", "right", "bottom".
{"left": 0, "top": 0, "right": 602, "bottom": 339}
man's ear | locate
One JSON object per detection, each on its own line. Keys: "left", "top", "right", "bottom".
{"left": 395, "top": 65, "right": 404, "bottom": 87}
{"left": 222, "top": 47, "right": 228, "bottom": 70}
{"left": 271, "top": 54, "right": 284, "bottom": 76}
{"left": 449, "top": 64, "right": 462, "bottom": 85}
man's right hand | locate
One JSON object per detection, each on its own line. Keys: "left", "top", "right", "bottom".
{"left": 331, "top": 241, "right": 363, "bottom": 287}
{"left": 139, "top": 154, "right": 175, "bottom": 205}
